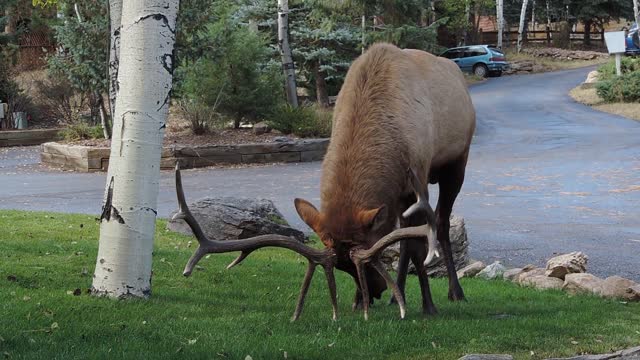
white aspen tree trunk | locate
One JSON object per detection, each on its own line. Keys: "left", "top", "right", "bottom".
{"left": 92, "top": 0, "right": 179, "bottom": 298}
{"left": 361, "top": 14, "right": 366, "bottom": 54}
{"left": 496, "top": 0, "right": 504, "bottom": 48}
{"left": 107, "top": 0, "right": 122, "bottom": 139}
{"left": 517, "top": 0, "right": 530, "bottom": 53}
{"left": 531, "top": 0, "right": 535, "bottom": 29}
{"left": 462, "top": 0, "right": 470, "bottom": 46}
{"left": 634, "top": 0, "right": 639, "bottom": 27}
{"left": 277, "top": 0, "right": 298, "bottom": 108}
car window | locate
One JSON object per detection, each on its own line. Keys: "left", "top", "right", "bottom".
{"left": 443, "top": 49, "right": 463, "bottom": 59}
{"left": 490, "top": 49, "right": 504, "bottom": 56}
{"left": 464, "top": 47, "right": 488, "bottom": 57}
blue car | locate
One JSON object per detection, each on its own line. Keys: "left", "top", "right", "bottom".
{"left": 440, "top": 45, "right": 509, "bottom": 77}
{"left": 626, "top": 23, "right": 639, "bottom": 55}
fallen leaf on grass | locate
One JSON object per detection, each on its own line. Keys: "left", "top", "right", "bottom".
{"left": 50, "top": 322, "right": 59, "bottom": 330}
{"left": 187, "top": 339, "right": 197, "bottom": 345}
{"left": 571, "top": 341, "right": 579, "bottom": 345}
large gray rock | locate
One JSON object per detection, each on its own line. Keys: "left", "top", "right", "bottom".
{"left": 476, "top": 261, "right": 507, "bottom": 280}
{"left": 546, "top": 345, "right": 640, "bottom": 359}
{"left": 458, "top": 355, "right": 513, "bottom": 360}
{"left": 167, "top": 197, "right": 306, "bottom": 242}
{"left": 503, "top": 268, "right": 524, "bottom": 282}
{"left": 381, "top": 215, "right": 469, "bottom": 277}
{"left": 546, "top": 252, "right": 588, "bottom": 280}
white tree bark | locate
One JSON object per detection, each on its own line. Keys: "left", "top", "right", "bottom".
{"left": 634, "top": 0, "right": 639, "bottom": 28}
{"left": 107, "top": 0, "right": 123, "bottom": 139}
{"left": 462, "top": 0, "right": 470, "bottom": 46}
{"left": 92, "top": 0, "right": 179, "bottom": 298}
{"left": 277, "top": 0, "right": 298, "bottom": 108}
{"left": 517, "top": 0, "right": 530, "bottom": 53}
{"left": 531, "top": 0, "right": 535, "bottom": 29}
{"left": 496, "top": 0, "right": 504, "bottom": 48}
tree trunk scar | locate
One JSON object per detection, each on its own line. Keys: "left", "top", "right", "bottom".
{"left": 132, "top": 13, "right": 176, "bottom": 34}
{"left": 100, "top": 177, "right": 126, "bottom": 224}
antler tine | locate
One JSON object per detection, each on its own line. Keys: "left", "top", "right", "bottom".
{"left": 174, "top": 165, "right": 338, "bottom": 321}
{"left": 401, "top": 167, "right": 440, "bottom": 266}
{"left": 350, "top": 224, "right": 430, "bottom": 319}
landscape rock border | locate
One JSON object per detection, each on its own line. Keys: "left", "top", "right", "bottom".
{"left": 40, "top": 138, "right": 329, "bottom": 172}
{"left": 0, "top": 129, "right": 62, "bottom": 147}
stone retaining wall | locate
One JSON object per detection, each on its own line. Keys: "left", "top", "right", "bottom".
{"left": 40, "top": 138, "right": 330, "bottom": 172}
{"left": 0, "top": 129, "right": 62, "bottom": 147}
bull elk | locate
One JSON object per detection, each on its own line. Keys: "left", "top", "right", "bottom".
{"left": 177, "top": 42, "right": 475, "bottom": 320}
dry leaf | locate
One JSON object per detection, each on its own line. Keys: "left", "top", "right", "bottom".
{"left": 50, "top": 322, "right": 59, "bottom": 330}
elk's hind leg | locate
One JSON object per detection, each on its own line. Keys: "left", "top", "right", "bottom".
{"left": 436, "top": 156, "right": 468, "bottom": 301}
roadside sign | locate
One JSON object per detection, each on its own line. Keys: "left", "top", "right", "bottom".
{"left": 604, "top": 31, "right": 626, "bottom": 76}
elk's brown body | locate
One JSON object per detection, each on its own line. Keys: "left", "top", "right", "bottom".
{"left": 295, "top": 43, "right": 476, "bottom": 313}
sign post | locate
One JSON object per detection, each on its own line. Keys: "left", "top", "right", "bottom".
{"left": 604, "top": 31, "right": 626, "bottom": 76}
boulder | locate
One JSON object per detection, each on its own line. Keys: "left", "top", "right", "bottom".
{"left": 476, "top": 261, "right": 507, "bottom": 280}
{"left": 585, "top": 70, "right": 599, "bottom": 84}
{"left": 503, "top": 268, "right": 523, "bottom": 282}
{"left": 628, "top": 284, "right": 640, "bottom": 301}
{"left": 381, "top": 215, "right": 469, "bottom": 277}
{"left": 168, "top": 197, "right": 306, "bottom": 242}
{"left": 458, "top": 355, "right": 513, "bottom": 360}
{"left": 457, "top": 261, "right": 485, "bottom": 279}
{"left": 600, "top": 276, "right": 640, "bottom": 301}
{"left": 253, "top": 122, "right": 271, "bottom": 135}
{"left": 515, "top": 266, "right": 546, "bottom": 284}
{"left": 562, "top": 273, "right": 604, "bottom": 296}
{"left": 521, "top": 275, "right": 564, "bottom": 290}
{"left": 545, "top": 252, "right": 588, "bottom": 280}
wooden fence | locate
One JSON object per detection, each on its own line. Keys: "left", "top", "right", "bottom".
{"left": 17, "top": 32, "right": 55, "bottom": 71}
{"left": 477, "top": 29, "right": 604, "bottom": 46}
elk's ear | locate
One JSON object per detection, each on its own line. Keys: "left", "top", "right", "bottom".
{"left": 358, "top": 205, "right": 388, "bottom": 232}
{"left": 294, "top": 198, "right": 322, "bottom": 233}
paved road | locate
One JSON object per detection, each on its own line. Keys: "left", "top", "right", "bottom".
{"left": 1, "top": 67, "right": 639, "bottom": 281}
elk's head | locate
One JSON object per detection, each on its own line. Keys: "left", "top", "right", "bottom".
{"left": 294, "top": 199, "right": 394, "bottom": 301}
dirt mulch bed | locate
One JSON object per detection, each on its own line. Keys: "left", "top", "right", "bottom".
{"left": 69, "top": 128, "right": 299, "bottom": 147}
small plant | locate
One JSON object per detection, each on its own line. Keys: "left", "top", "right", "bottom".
{"left": 60, "top": 122, "right": 104, "bottom": 141}
{"left": 177, "top": 100, "right": 222, "bottom": 135}
{"left": 268, "top": 104, "right": 332, "bottom": 138}
{"left": 597, "top": 57, "right": 640, "bottom": 81}
{"left": 596, "top": 71, "right": 640, "bottom": 103}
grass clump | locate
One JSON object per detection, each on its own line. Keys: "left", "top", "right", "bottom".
{"left": 59, "top": 122, "right": 104, "bottom": 141}
{"left": 1, "top": 210, "right": 639, "bottom": 359}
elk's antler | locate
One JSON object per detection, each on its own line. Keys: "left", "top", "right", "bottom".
{"left": 349, "top": 225, "right": 430, "bottom": 320}
{"left": 401, "top": 167, "right": 440, "bottom": 266}
{"left": 174, "top": 165, "right": 337, "bottom": 321}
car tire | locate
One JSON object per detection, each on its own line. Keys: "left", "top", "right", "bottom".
{"left": 473, "top": 64, "right": 489, "bottom": 78}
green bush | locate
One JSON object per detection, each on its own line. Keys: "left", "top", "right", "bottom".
{"left": 268, "top": 104, "right": 332, "bottom": 138}
{"left": 596, "top": 71, "right": 640, "bottom": 103}
{"left": 598, "top": 57, "right": 640, "bottom": 81}
{"left": 60, "top": 122, "right": 104, "bottom": 141}
{"left": 177, "top": 14, "right": 284, "bottom": 128}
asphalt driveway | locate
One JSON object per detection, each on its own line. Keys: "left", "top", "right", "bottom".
{"left": 1, "top": 66, "right": 639, "bottom": 281}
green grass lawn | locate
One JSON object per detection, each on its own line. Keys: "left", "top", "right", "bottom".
{"left": 1, "top": 210, "right": 639, "bottom": 360}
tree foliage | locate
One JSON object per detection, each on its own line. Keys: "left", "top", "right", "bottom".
{"left": 177, "top": 1, "right": 284, "bottom": 127}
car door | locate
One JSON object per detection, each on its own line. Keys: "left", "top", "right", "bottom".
{"left": 462, "top": 46, "right": 488, "bottom": 71}
{"left": 443, "top": 48, "right": 464, "bottom": 69}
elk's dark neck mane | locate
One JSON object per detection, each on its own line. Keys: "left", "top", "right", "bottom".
{"left": 320, "top": 44, "right": 410, "bottom": 233}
